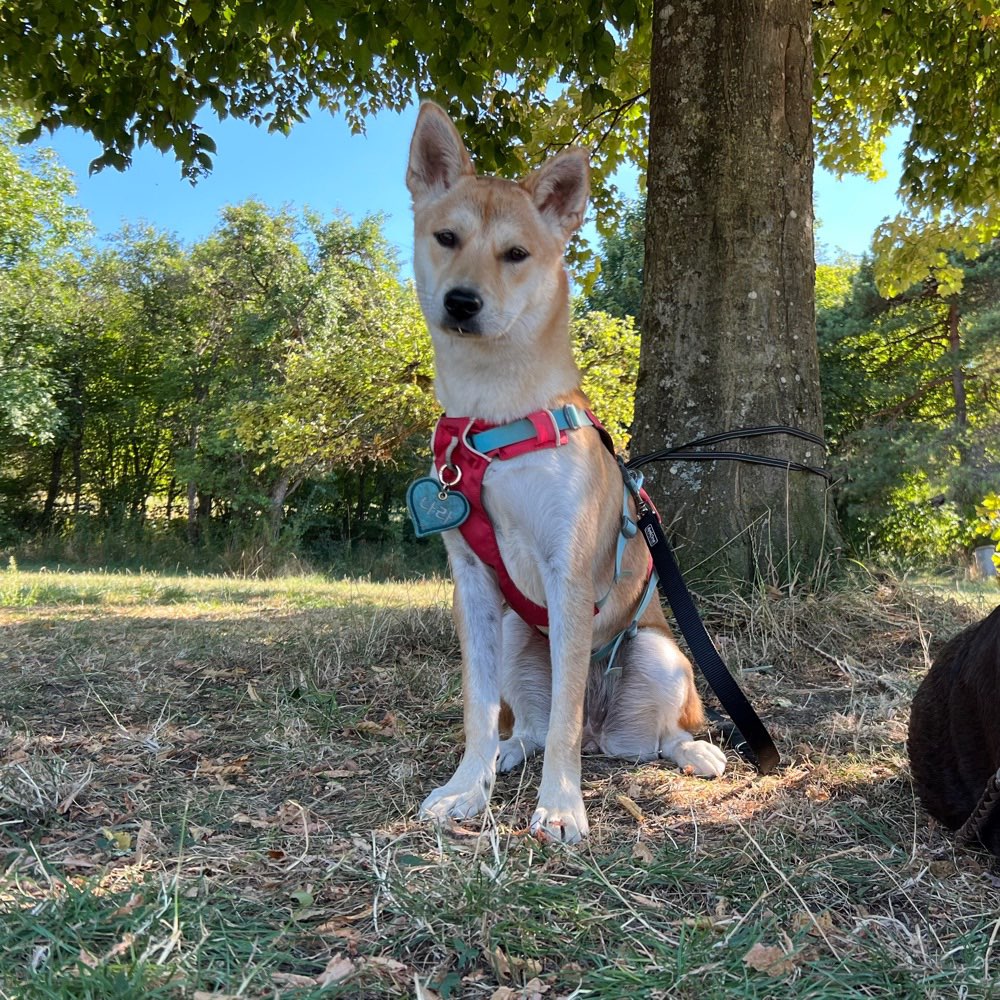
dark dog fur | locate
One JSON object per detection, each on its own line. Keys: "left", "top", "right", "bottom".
{"left": 907, "top": 604, "right": 1000, "bottom": 854}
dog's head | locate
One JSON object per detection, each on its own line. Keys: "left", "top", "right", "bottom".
{"left": 406, "top": 102, "right": 589, "bottom": 344}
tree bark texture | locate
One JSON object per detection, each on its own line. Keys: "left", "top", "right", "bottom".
{"left": 269, "top": 471, "right": 291, "bottom": 539}
{"left": 634, "top": 0, "right": 834, "bottom": 584}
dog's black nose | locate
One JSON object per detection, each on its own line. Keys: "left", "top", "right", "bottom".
{"left": 444, "top": 287, "right": 483, "bottom": 322}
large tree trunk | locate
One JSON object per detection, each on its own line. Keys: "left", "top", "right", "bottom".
{"left": 634, "top": 0, "right": 834, "bottom": 585}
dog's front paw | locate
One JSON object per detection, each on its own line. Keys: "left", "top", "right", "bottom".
{"left": 667, "top": 738, "right": 727, "bottom": 777}
{"left": 529, "top": 796, "right": 589, "bottom": 844}
{"left": 419, "top": 777, "right": 491, "bottom": 823}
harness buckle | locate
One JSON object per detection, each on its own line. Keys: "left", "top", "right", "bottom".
{"left": 562, "top": 404, "right": 583, "bottom": 430}
{"left": 621, "top": 515, "right": 638, "bottom": 539}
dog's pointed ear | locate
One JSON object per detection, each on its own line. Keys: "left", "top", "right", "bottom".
{"left": 521, "top": 148, "right": 590, "bottom": 239}
{"left": 407, "top": 103, "right": 475, "bottom": 203}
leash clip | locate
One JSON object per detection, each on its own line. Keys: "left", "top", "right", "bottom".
{"left": 617, "top": 457, "right": 649, "bottom": 514}
{"left": 437, "top": 435, "right": 463, "bottom": 498}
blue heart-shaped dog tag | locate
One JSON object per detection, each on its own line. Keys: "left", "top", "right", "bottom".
{"left": 406, "top": 477, "right": 470, "bottom": 538}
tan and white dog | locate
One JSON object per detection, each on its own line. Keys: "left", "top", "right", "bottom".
{"left": 407, "top": 103, "right": 725, "bottom": 843}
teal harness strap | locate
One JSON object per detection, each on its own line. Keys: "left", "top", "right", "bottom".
{"left": 468, "top": 404, "right": 595, "bottom": 454}
{"left": 590, "top": 467, "right": 657, "bottom": 671}
{"left": 595, "top": 473, "right": 641, "bottom": 611}
{"left": 590, "top": 568, "right": 660, "bottom": 671}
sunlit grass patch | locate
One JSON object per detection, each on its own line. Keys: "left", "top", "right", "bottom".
{"left": 0, "top": 862, "right": 313, "bottom": 999}
{"left": 0, "top": 562, "right": 450, "bottom": 611}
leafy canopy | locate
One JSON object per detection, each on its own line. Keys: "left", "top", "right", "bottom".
{"left": 0, "top": 113, "right": 89, "bottom": 444}
{"left": 815, "top": 2, "right": 1000, "bottom": 292}
{"left": 0, "top": 112, "right": 88, "bottom": 267}
{"left": 3, "top": 1, "right": 998, "bottom": 286}
{"left": 0, "top": 0, "right": 630, "bottom": 178}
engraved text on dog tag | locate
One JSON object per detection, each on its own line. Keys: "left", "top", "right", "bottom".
{"left": 406, "top": 477, "right": 470, "bottom": 537}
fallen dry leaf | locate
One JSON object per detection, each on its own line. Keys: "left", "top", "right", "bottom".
{"left": 488, "top": 945, "right": 543, "bottom": 985}
{"left": 805, "top": 784, "right": 831, "bottom": 803}
{"left": 365, "top": 955, "right": 408, "bottom": 976}
{"left": 102, "top": 934, "right": 135, "bottom": 961}
{"left": 231, "top": 802, "right": 325, "bottom": 835}
{"left": 275, "top": 800, "right": 325, "bottom": 835}
{"left": 231, "top": 812, "right": 273, "bottom": 829}
{"left": 195, "top": 754, "right": 250, "bottom": 777}
{"left": 414, "top": 976, "right": 441, "bottom": 1000}
{"left": 109, "top": 894, "right": 143, "bottom": 918}
{"left": 615, "top": 793, "right": 645, "bottom": 824}
{"left": 351, "top": 712, "right": 397, "bottom": 737}
{"left": 103, "top": 828, "right": 133, "bottom": 852}
{"left": 742, "top": 942, "right": 797, "bottom": 976}
{"left": 631, "top": 841, "right": 654, "bottom": 864}
{"left": 444, "top": 820, "right": 488, "bottom": 839}
{"left": 317, "top": 953, "right": 355, "bottom": 987}
{"left": 791, "top": 908, "right": 837, "bottom": 938}
{"left": 489, "top": 981, "right": 550, "bottom": 1000}
{"left": 271, "top": 971, "right": 319, "bottom": 987}
{"left": 78, "top": 948, "right": 99, "bottom": 969}
{"left": 522, "top": 978, "right": 550, "bottom": 1000}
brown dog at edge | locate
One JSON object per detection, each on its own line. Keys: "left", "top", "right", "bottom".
{"left": 908, "top": 604, "right": 1000, "bottom": 854}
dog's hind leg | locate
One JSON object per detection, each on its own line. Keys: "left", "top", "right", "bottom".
{"left": 599, "top": 628, "right": 727, "bottom": 777}
{"left": 497, "top": 612, "right": 551, "bottom": 773}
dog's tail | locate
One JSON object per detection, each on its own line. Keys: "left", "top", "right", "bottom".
{"left": 679, "top": 673, "right": 707, "bottom": 734}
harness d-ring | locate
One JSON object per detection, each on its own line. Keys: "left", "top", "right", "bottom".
{"left": 438, "top": 463, "right": 462, "bottom": 489}
{"left": 437, "top": 436, "right": 463, "bottom": 499}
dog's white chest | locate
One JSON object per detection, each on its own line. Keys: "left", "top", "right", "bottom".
{"left": 476, "top": 445, "right": 588, "bottom": 608}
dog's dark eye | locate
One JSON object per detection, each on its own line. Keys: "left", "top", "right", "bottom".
{"left": 504, "top": 246, "right": 530, "bottom": 263}
{"left": 434, "top": 230, "right": 457, "bottom": 248}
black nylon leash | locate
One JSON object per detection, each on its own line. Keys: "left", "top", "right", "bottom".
{"left": 627, "top": 424, "right": 833, "bottom": 483}
{"left": 618, "top": 455, "right": 782, "bottom": 774}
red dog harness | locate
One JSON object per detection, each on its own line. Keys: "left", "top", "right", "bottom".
{"left": 431, "top": 407, "right": 601, "bottom": 627}
{"left": 429, "top": 405, "right": 655, "bottom": 640}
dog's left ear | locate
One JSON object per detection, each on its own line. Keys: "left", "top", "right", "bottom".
{"left": 521, "top": 148, "right": 590, "bottom": 240}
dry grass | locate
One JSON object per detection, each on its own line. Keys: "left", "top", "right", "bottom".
{"left": 0, "top": 563, "right": 998, "bottom": 998}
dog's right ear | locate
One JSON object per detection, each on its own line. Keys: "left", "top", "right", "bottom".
{"left": 406, "top": 103, "right": 475, "bottom": 203}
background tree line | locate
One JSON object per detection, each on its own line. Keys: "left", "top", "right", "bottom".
{"left": 3, "top": 108, "right": 997, "bottom": 576}
{"left": 0, "top": 118, "right": 637, "bottom": 572}
{"left": 5, "top": 0, "right": 998, "bottom": 583}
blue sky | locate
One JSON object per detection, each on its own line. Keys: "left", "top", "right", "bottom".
{"left": 42, "top": 104, "right": 906, "bottom": 272}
